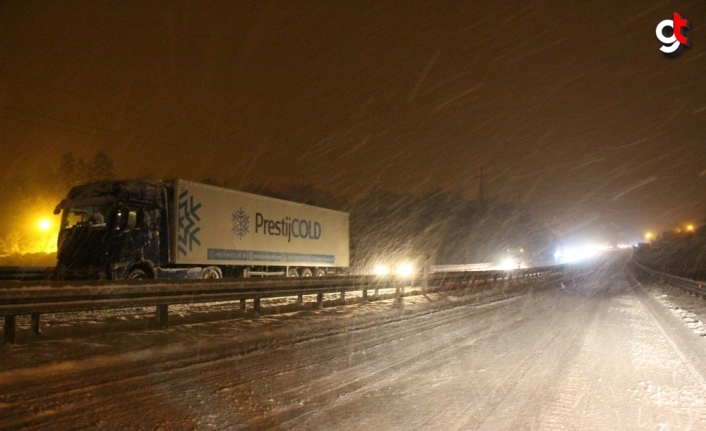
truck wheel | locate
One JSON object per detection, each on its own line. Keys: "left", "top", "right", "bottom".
{"left": 287, "top": 268, "right": 299, "bottom": 277}
{"left": 201, "top": 267, "right": 222, "bottom": 279}
{"left": 300, "top": 268, "right": 313, "bottom": 277}
{"left": 127, "top": 268, "right": 148, "bottom": 279}
{"left": 314, "top": 268, "right": 326, "bottom": 277}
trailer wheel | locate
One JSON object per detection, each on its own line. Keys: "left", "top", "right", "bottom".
{"left": 300, "top": 268, "right": 313, "bottom": 277}
{"left": 287, "top": 268, "right": 299, "bottom": 277}
{"left": 314, "top": 268, "right": 326, "bottom": 277}
{"left": 201, "top": 267, "right": 222, "bottom": 279}
{"left": 127, "top": 268, "right": 149, "bottom": 279}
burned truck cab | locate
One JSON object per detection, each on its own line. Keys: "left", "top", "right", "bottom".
{"left": 53, "top": 180, "right": 169, "bottom": 280}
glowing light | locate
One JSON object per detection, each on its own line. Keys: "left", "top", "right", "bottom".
{"left": 687, "top": 224, "right": 695, "bottom": 232}
{"left": 555, "top": 244, "right": 608, "bottom": 264}
{"left": 38, "top": 219, "right": 51, "bottom": 231}
{"left": 645, "top": 232, "right": 654, "bottom": 240}
{"left": 32, "top": 216, "right": 59, "bottom": 253}
{"left": 373, "top": 265, "right": 389, "bottom": 276}
{"left": 396, "top": 263, "right": 414, "bottom": 277}
{"left": 497, "top": 258, "right": 521, "bottom": 270}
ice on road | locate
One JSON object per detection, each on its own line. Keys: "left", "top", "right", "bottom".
{"left": 2, "top": 257, "right": 706, "bottom": 430}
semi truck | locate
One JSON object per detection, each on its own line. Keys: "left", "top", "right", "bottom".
{"left": 52, "top": 179, "right": 350, "bottom": 280}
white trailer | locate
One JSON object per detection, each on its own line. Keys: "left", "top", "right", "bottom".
{"left": 172, "top": 180, "right": 349, "bottom": 277}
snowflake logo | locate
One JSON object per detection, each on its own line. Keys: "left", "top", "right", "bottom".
{"left": 231, "top": 207, "right": 249, "bottom": 239}
{"left": 178, "top": 189, "right": 201, "bottom": 257}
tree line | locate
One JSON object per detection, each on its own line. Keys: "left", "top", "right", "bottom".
{"left": 248, "top": 184, "right": 557, "bottom": 269}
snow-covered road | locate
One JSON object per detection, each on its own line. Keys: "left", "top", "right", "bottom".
{"left": 3, "top": 256, "right": 706, "bottom": 430}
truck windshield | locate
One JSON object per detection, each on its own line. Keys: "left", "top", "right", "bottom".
{"left": 63, "top": 205, "right": 112, "bottom": 229}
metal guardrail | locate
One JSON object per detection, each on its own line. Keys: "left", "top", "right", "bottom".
{"left": 0, "top": 266, "right": 53, "bottom": 281}
{"left": 632, "top": 260, "right": 706, "bottom": 294}
{"left": 0, "top": 265, "right": 564, "bottom": 344}
{"left": 430, "top": 263, "right": 494, "bottom": 272}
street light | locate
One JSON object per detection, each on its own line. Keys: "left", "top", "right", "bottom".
{"left": 38, "top": 219, "right": 51, "bottom": 231}
{"left": 686, "top": 224, "right": 695, "bottom": 232}
{"left": 645, "top": 232, "right": 654, "bottom": 241}
{"left": 36, "top": 217, "right": 58, "bottom": 253}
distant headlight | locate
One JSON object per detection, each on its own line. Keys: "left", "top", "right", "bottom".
{"left": 501, "top": 258, "right": 514, "bottom": 270}
{"left": 374, "top": 265, "right": 389, "bottom": 276}
{"left": 396, "top": 263, "right": 414, "bottom": 277}
{"left": 497, "top": 258, "right": 521, "bottom": 270}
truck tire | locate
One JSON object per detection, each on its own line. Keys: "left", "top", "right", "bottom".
{"left": 287, "top": 268, "right": 299, "bottom": 277}
{"left": 127, "top": 268, "right": 149, "bottom": 279}
{"left": 201, "top": 266, "right": 222, "bottom": 279}
{"left": 300, "top": 268, "right": 313, "bottom": 277}
{"left": 315, "top": 268, "right": 326, "bottom": 277}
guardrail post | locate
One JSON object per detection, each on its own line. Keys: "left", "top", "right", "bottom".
{"left": 253, "top": 298, "right": 261, "bottom": 314}
{"left": 394, "top": 278, "right": 400, "bottom": 298}
{"left": 240, "top": 299, "right": 246, "bottom": 311}
{"left": 297, "top": 294, "right": 303, "bottom": 307}
{"left": 31, "top": 313, "right": 41, "bottom": 335}
{"left": 316, "top": 293, "right": 323, "bottom": 308}
{"left": 156, "top": 305, "right": 169, "bottom": 328}
{"left": 340, "top": 291, "right": 346, "bottom": 302}
{"left": 3, "top": 315, "right": 16, "bottom": 345}
{"left": 422, "top": 267, "right": 428, "bottom": 293}
{"left": 362, "top": 288, "right": 368, "bottom": 302}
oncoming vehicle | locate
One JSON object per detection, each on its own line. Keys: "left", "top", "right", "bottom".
{"left": 496, "top": 247, "right": 529, "bottom": 270}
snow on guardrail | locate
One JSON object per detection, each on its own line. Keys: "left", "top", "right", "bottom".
{"left": 0, "top": 265, "right": 565, "bottom": 345}
{"left": 632, "top": 260, "right": 706, "bottom": 294}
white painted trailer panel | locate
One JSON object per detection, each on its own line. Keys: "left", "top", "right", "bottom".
{"left": 172, "top": 180, "right": 349, "bottom": 267}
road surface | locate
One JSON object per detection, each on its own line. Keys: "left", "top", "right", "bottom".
{"left": 2, "top": 255, "right": 706, "bottom": 430}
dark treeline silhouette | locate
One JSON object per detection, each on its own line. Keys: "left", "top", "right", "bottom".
{"left": 353, "top": 190, "right": 556, "bottom": 269}
{"left": 634, "top": 226, "right": 706, "bottom": 281}
{"left": 244, "top": 184, "right": 557, "bottom": 270}
{"left": 57, "top": 151, "right": 115, "bottom": 190}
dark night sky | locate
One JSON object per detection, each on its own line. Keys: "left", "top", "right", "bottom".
{"left": 1, "top": 1, "right": 705, "bottom": 242}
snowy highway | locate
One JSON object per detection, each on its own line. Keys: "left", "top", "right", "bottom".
{"left": 3, "top": 255, "right": 706, "bottom": 430}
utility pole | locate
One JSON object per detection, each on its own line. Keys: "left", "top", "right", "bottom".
{"left": 476, "top": 166, "right": 487, "bottom": 203}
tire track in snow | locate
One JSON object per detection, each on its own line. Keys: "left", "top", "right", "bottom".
{"left": 266, "top": 300, "right": 539, "bottom": 429}
{"left": 0, "top": 287, "right": 542, "bottom": 430}
{"left": 447, "top": 289, "right": 600, "bottom": 431}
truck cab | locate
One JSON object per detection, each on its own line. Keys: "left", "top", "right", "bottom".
{"left": 53, "top": 180, "right": 168, "bottom": 280}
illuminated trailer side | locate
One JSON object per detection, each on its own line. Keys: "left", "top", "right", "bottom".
{"left": 169, "top": 180, "right": 349, "bottom": 278}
